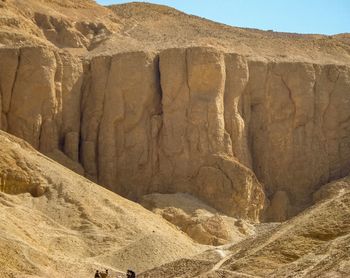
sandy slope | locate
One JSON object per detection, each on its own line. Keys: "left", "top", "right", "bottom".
{"left": 140, "top": 178, "right": 350, "bottom": 277}
{"left": 141, "top": 193, "right": 257, "bottom": 246}
{"left": 0, "top": 0, "right": 349, "bottom": 63}
{"left": 0, "top": 131, "right": 206, "bottom": 278}
{"left": 99, "top": 2, "right": 350, "bottom": 64}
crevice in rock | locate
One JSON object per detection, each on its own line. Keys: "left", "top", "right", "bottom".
{"left": 77, "top": 61, "right": 91, "bottom": 167}
{"left": 155, "top": 54, "right": 163, "bottom": 108}
{"left": 8, "top": 48, "right": 21, "bottom": 119}
{"left": 96, "top": 55, "right": 113, "bottom": 185}
{"left": 280, "top": 75, "right": 297, "bottom": 125}
{"left": 185, "top": 48, "right": 192, "bottom": 117}
{"left": 321, "top": 67, "right": 340, "bottom": 131}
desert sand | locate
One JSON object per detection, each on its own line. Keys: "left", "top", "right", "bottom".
{"left": 0, "top": 131, "right": 206, "bottom": 277}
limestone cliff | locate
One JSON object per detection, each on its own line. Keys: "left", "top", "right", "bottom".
{"left": 1, "top": 0, "right": 350, "bottom": 221}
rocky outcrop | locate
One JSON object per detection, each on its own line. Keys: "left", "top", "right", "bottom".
{"left": 1, "top": 44, "right": 350, "bottom": 221}
{"left": 80, "top": 51, "right": 161, "bottom": 195}
{"left": 34, "top": 12, "right": 112, "bottom": 49}
{"left": 78, "top": 48, "right": 265, "bottom": 221}
{"left": 6, "top": 47, "right": 61, "bottom": 152}
{"left": 156, "top": 48, "right": 264, "bottom": 219}
{"left": 140, "top": 176, "right": 350, "bottom": 278}
{"left": 0, "top": 131, "right": 48, "bottom": 197}
{"left": 248, "top": 61, "right": 350, "bottom": 217}
{"left": 141, "top": 193, "right": 255, "bottom": 246}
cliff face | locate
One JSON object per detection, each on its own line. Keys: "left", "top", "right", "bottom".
{"left": 1, "top": 44, "right": 349, "bottom": 221}
{"left": 247, "top": 60, "right": 350, "bottom": 218}
{"left": 0, "top": 46, "right": 265, "bottom": 221}
{"left": 1, "top": 0, "right": 350, "bottom": 222}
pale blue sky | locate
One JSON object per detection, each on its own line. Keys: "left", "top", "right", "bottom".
{"left": 96, "top": 0, "right": 350, "bottom": 35}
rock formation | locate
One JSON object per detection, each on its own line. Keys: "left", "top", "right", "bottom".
{"left": 1, "top": 1, "right": 350, "bottom": 277}
{"left": 140, "top": 176, "right": 350, "bottom": 277}
{"left": 1, "top": 0, "right": 350, "bottom": 222}
{"left": 141, "top": 193, "right": 255, "bottom": 246}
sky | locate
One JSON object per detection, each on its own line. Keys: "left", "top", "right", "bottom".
{"left": 96, "top": 0, "right": 350, "bottom": 35}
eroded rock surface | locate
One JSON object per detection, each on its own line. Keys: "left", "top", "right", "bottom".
{"left": 140, "top": 177, "right": 350, "bottom": 278}
{"left": 141, "top": 193, "right": 255, "bottom": 246}
{"left": 0, "top": 1, "right": 350, "bottom": 277}
{"left": 0, "top": 1, "right": 350, "bottom": 222}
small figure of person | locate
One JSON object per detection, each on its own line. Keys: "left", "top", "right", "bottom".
{"left": 95, "top": 270, "right": 101, "bottom": 278}
{"left": 127, "top": 269, "right": 136, "bottom": 278}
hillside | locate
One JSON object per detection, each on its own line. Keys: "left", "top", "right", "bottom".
{"left": 141, "top": 177, "right": 350, "bottom": 277}
{"left": 1, "top": 0, "right": 350, "bottom": 63}
{"left": 103, "top": 2, "right": 350, "bottom": 64}
{"left": 0, "top": 130, "right": 205, "bottom": 277}
{"left": 0, "top": 1, "right": 350, "bottom": 277}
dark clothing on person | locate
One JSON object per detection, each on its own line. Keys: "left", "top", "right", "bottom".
{"left": 95, "top": 270, "right": 101, "bottom": 278}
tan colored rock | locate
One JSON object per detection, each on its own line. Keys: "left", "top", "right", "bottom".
{"left": 64, "top": 131, "right": 79, "bottom": 161}
{"left": 313, "top": 176, "right": 350, "bottom": 203}
{"left": 186, "top": 48, "right": 228, "bottom": 157}
{"left": 1, "top": 113, "right": 7, "bottom": 131}
{"left": 141, "top": 177, "right": 350, "bottom": 278}
{"left": 46, "top": 149, "right": 84, "bottom": 176}
{"left": 141, "top": 193, "right": 255, "bottom": 246}
{"left": 0, "top": 1, "right": 350, "bottom": 223}
{"left": 265, "top": 190, "right": 290, "bottom": 222}
{"left": 224, "top": 53, "right": 252, "bottom": 168}
{"left": 247, "top": 61, "right": 350, "bottom": 215}
{"left": 81, "top": 140, "right": 97, "bottom": 178}
{"left": 0, "top": 1, "right": 350, "bottom": 276}
{"left": 157, "top": 48, "right": 190, "bottom": 185}
{"left": 7, "top": 47, "right": 60, "bottom": 150}
{"left": 157, "top": 48, "right": 240, "bottom": 189}
{"left": 157, "top": 47, "right": 264, "bottom": 220}
{"left": 39, "top": 118, "right": 60, "bottom": 153}
{"left": 0, "top": 93, "right": 2, "bottom": 130}
{"left": 0, "top": 48, "right": 19, "bottom": 131}
{"left": 0, "top": 48, "right": 19, "bottom": 114}
{"left": 1, "top": 43, "right": 350, "bottom": 222}
{"left": 81, "top": 51, "right": 161, "bottom": 198}
{"left": 0, "top": 133, "right": 47, "bottom": 196}
{"left": 30, "top": 183, "right": 47, "bottom": 197}
{"left": 34, "top": 13, "right": 89, "bottom": 48}
{"left": 60, "top": 52, "right": 84, "bottom": 137}
{"left": 193, "top": 157, "right": 265, "bottom": 220}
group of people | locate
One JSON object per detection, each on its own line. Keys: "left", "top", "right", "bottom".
{"left": 94, "top": 269, "right": 136, "bottom": 278}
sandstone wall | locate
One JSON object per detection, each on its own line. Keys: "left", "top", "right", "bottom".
{"left": 1, "top": 46, "right": 349, "bottom": 221}
{"left": 247, "top": 60, "right": 350, "bottom": 218}
{"left": 156, "top": 48, "right": 264, "bottom": 219}
{"left": 80, "top": 51, "right": 161, "bottom": 198}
